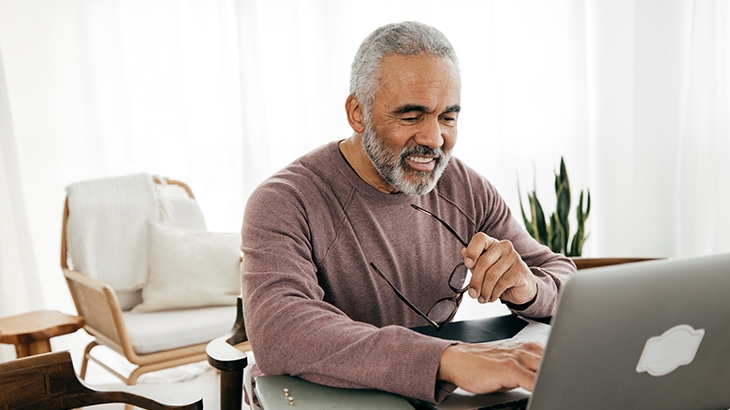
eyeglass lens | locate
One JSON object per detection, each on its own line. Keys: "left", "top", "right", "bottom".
{"left": 449, "top": 263, "right": 471, "bottom": 292}
{"left": 427, "top": 263, "right": 472, "bottom": 324}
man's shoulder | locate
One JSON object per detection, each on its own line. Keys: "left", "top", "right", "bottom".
{"left": 248, "top": 141, "right": 352, "bottom": 209}
{"left": 256, "top": 141, "right": 343, "bottom": 189}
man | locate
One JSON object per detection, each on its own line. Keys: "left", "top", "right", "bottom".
{"left": 241, "top": 21, "right": 575, "bottom": 404}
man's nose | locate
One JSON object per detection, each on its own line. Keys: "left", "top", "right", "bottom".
{"left": 414, "top": 118, "right": 444, "bottom": 149}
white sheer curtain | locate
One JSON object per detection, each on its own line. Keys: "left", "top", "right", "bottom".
{"left": 678, "top": 0, "right": 730, "bottom": 256}
{"left": 587, "top": 0, "right": 730, "bottom": 258}
{"left": 1, "top": 0, "right": 729, "bottom": 362}
{"left": 586, "top": 0, "right": 694, "bottom": 257}
{"left": 0, "top": 42, "right": 45, "bottom": 361}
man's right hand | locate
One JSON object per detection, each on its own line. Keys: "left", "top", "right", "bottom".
{"left": 437, "top": 340, "right": 544, "bottom": 394}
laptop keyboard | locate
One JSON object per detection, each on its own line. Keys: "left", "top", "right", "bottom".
{"left": 477, "top": 397, "right": 529, "bottom": 410}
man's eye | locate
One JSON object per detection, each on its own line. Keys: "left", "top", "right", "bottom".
{"left": 402, "top": 116, "right": 420, "bottom": 123}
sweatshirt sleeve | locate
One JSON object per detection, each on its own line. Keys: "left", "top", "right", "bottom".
{"left": 241, "top": 181, "right": 456, "bottom": 404}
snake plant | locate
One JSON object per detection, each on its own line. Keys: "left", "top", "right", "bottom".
{"left": 518, "top": 157, "right": 591, "bottom": 256}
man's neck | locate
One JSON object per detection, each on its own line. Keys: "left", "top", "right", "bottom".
{"left": 338, "top": 136, "right": 399, "bottom": 194}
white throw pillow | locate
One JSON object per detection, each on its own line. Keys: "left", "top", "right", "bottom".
{"left": 132, "top": 222, "right": 241, "bottom": 313}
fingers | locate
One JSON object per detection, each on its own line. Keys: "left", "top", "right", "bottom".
{"left": 475, "top": 244, "right": 518, "bottom": 302}
{"left": 438, "top": 341, "right": 545, "bottom": 395}
{"left": 490, "top": 342, "right": 543, "bottom": 392}
{"left": 462, "top": 233, "right": 537, "bottom": 305}
{"left": 517, "top": 342, "right": 543, "bottom": 372}
{"left": 462, "top": 232, "right": 497, "bottom": 269}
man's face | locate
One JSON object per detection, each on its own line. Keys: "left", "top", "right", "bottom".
{"left": 362, "top": 54, "right": 461, "bottom": 196}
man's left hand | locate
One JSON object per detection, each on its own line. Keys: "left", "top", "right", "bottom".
{"left": 461, "top": 232, "right": 537, "bottom": 305}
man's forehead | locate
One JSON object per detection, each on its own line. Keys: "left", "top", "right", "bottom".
{"left": 376, "top": 54, "right": 461, "bottom": 110}
{"left": 378, "top": 53, "right": 459, "bottom": 80}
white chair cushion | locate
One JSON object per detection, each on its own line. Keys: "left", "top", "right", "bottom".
{"left": 123, "top": 305, "right": 236, "bottom": 354}
{"left": 161, "top": 196, "right": 208, "bottom": 231}
{"left": 132, "top": 222, "right": 241, "bottom": 313}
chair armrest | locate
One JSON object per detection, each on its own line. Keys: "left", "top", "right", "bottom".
{"left": 206, "top": 297, "right": 249, "bottom": 371}
{"left": 63, "top": 269, "right": 133, "bottom": 354}
{"left": 206, "top": 333, "right": 248, "bottom": 372}
{"left": 207, "top": 335, "right": 247, "bottom": 410}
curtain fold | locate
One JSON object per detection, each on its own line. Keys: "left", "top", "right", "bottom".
{"left": 0, "top": 43, "right": 45, "bottom": 363}
{"left": 678, "top": 0, "right": 730, "bottom": 255}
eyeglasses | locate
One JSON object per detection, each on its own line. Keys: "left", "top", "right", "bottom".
{"left": 369, "top": 204, "right": 472, "bottom": 330}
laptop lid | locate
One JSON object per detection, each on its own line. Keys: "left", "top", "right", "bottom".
{"left": 527, "top": 253, "right": 730, "bottom": 410}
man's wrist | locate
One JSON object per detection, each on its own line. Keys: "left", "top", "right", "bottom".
{"left": 504, "top": 286, "right": 538, "bottom": 311}
{"left": 437, "top": 344, "right": 460, "bottom": 383}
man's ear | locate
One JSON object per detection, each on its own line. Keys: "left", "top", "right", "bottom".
{"left": 345, "top": 94, "right": 366, "bottom": 134}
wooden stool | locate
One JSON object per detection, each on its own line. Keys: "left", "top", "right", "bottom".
{"left": 0, "top": 310, "right": 84, "bottom": 358}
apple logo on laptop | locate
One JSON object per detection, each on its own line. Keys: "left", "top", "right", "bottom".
{"left": 636, "top": 324, "right": 705, "bottom": 377}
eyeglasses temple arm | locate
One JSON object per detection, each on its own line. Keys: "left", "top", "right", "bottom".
{"left": 369, "top": 263, "right": 441, "bottom": 330}
{"left": 410, "top": 204, "right": 469, "bottom": 247}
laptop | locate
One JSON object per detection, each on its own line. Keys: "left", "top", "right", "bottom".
{"left": 434, "top": 252, "right": 730, "bottom": 410}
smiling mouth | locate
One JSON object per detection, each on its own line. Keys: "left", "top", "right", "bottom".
{"left": 404, "top": 155, "right": 437, "bottom": 171}
{"left": 407, "top": 155, "right": 434, "bottom": 163}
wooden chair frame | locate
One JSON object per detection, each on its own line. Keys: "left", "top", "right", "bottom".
{"left": 0, "top": 350, "right": 202, "bottom": 410}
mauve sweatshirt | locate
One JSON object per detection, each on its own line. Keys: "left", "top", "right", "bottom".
{"left": 241, "top": 141, "right": 574, "bottom": 404}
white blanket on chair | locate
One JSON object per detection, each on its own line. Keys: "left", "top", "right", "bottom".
{"left": 65, "top": 173, "right": 158, "bottom": 297}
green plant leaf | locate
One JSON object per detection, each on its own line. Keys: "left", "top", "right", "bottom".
{"left": 568, "top": 190, "right": 591, "bottom": 256}
{"left": 568, "top": 224, "right": 583, "bottom": 256}
{"left": 556, "top": 182, "right": 569, "bottom": 247}
{"left": 576, "top": 191, "right": 584, "bottom": 223}
{"left": 518, "top": 181, "right": 536, "bottom": 238}
{"left": 550, "top": 213, "right": 565, "bottom": 253}
{"left": 556, "top": 158, "right": 571, "bottom": 249}
{"left": 532, "top": 193, "right": 549, "bottom": 245}
{"left": 516, "top": 157, "right": 590, "bottom": 255}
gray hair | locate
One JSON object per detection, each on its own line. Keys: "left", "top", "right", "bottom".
{"left": 349, "top": 21, "right": 460, "bottom": 114}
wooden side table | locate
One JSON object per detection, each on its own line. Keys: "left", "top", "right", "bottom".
{"left": 0, "top": 310, "right": 84, "bottom": 358}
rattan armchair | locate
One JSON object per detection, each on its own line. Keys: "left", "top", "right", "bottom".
{"left": 61, "top": 174, "right": 241, "bottom": 385}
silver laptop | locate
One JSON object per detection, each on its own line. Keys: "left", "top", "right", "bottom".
{"left": 435, "top": 253, "right": 730, "bottom": 410}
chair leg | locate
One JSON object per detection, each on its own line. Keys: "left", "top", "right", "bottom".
{"left": 219, "top": 368, "right": 243, "bottom": 410}
{"left": 80, "top": 340, "right": 99, "bottom": 380}
{"left": 128, "top": 366, "right": 144, "bottom": 386}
